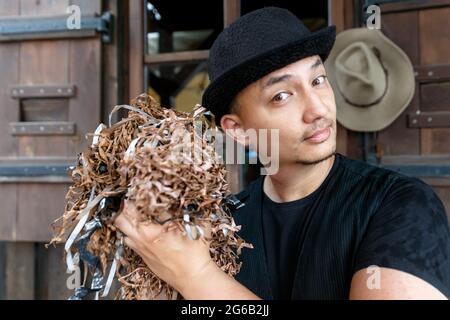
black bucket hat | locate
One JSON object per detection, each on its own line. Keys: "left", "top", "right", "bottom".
{"left": 202, "top": 7, "right": 336, "bottom": 125}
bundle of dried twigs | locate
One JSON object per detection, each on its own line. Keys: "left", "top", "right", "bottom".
{"left": 49, "top": 93, "right": 252, "bottom": 300}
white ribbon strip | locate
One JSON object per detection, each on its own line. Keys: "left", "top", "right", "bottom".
{"left": 101, "top": 246, "right": 123, "bottom": 298}
{"left": 64, "top": 186, "right": 111, "bottom": 272}
{"left": 108, "top": 104, "right": 154, "bottom": 127}
{"left": 91, "top": 123, "right": 106, "bottom": 147}
{"left": 124, "top": 137, "right": 142, "bottom": 161}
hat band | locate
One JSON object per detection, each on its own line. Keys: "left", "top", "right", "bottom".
{"left": 337, "top": 47, "right": 389, "bottom": 108}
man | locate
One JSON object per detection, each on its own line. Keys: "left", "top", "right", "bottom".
{"left": 115, "top": 7, "right": 450, "bottom": 299}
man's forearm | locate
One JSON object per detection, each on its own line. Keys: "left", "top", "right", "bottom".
{"left": 178, "top": 261, "right": 261, "bottom": 300}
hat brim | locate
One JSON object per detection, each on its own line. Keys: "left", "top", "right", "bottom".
{"left": 202, "top": 26, "right": 336, "bottom": 125}
{"left": 325, "top": 28, "right": 415, "bottom": 132}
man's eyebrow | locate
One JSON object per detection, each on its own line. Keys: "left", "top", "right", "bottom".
{"left": 262, "top": 74, "right": 292, "bottom": 90}
{"left": 261, "top": 59, "right": 324, "bottom": 90}
{"left": 311, "top": 58, "right": 323, "bottom": 70}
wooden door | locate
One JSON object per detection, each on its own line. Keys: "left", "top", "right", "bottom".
{"left": 0, "top": 0, "right": 102, "bottom": 242}
{"left": 0, "top": 0, "right": 111, "bottom": 300}
{"left": 373, "top": 0, "right": 450, "bottom": 220}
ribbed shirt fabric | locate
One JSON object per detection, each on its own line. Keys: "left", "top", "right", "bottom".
{"left": 233, "top": 153, "right": 450, "bottom": 299}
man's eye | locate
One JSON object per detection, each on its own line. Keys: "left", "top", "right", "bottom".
{"left": 271, "top": 92, "right": 290, "bottom": 102}
{"left": 312, "top": 75, "right": 327, "bottom": 86}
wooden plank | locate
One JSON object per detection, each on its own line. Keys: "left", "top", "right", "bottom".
{"left": 382, "top": 154, "right": 450, "bottom": 164}
{"left": 68, "top": 38, "right": 101, "bottom": 156}
{"left": 420, "top": 82, "right": 450, "bottom": 111}
{"left": 0, "top": 0, "right": 20, "bottom": 159}
{"left": 377, "top": 10, "right": 420, "bottom": 156}
{"left": 0, "top": 185, "right": 17, "bottom": 240}
{"left": 18, "top": 31, "right": 70, "bottom": 158}
{"left": 0, "top": 0, "right": 20, "bottom": 260}
{"left": 382, "top": 11, "right": 419, "bottom": 64}
{"left": 129, "top": 0, "right": 144, "bottom": 99}
{"left": 4, "top": 242, "right": 35, "bottom": 299}
{"left": 381, "top": 0, "right": 450, "bottom": 13}
{"left": 329, "top": 0, "right": 345, "bottom": 32}
{"left": 415, "top": 64, "right": 450, "bottom": 82}
{"left": 36, "top": 243, "right": 72, "bottom": 300}
{"left": 419, "top": 7, "right": 450, "bottom": 156}
{"left": 20, "top": 0, "right": 69, "bottom": 16}
{"left": 421, "top": 128, "right": 450, "bottom": 154}
{"left": 422, "top": 177, "right": 450, "bottom": 187}
{"left": 144, "top": 50, "right": 209, "bottom": 65}
{"left": 16, "top": 183, "right": 69, "bottom": 242}
{"left": 343, "top": 0, "right": 354, "bottom": 28}
{"left": 70, "top": 0, "right": 101, "bottom": 15}
{"left": 408, "top": 111, "right": 450, "bottom": 128}
{"left": 103, "top": 0, "right": 120, "bottom": 123}
{"left": 420, "top": 7, "right": 450, "bottom": 65}
{"left": 223, "top": 0, "right": 241, "bottom": 27}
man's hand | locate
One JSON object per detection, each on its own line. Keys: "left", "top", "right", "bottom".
{"left": 114, "top": 199, "right": 260, "bottom": 300}
{"left": 114, "top": 199, "right": 213, "bottom": 294}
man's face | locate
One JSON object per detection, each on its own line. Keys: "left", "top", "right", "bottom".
{"left": 229, "top": 55, "right": 337, "bottom": 165}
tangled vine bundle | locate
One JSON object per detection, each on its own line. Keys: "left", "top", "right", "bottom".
{"left": 49, "top": 93, "right": 252, "bottom": 300}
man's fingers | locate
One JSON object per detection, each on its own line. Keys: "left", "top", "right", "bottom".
{"left": 122, "top": 235, "right": 138, "bottom": 251}
{"left": 115, "top": 211, "right": 167, "bottom": 242}
{"left": 115, "top": 213, "right": 138, "bottom": 239}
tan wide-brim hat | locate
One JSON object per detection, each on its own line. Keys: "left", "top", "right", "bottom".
{"left": 324, "top": 28, "right": 415, "bottom": 132}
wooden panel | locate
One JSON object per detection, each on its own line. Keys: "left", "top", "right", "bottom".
{"left": 382, "top": 11, "right": 420, "bottom": 64}
{"left": 381, "top": 0, "right": 450, "bottom": 13}
{"left": 129, "top": 0, "right": 144, "bottom": 99}
{"left": 420, "top": 7, "right": 450, "bottom": 65}
{"left": 4, "top": 242, "right": 35, "bottom": 299}
{"left": 0, "top": 185, "right": 16, "bottom": 240}
{"left": 70, "top": 0, "right": 101, "bottom": 15}
{"left": 421, "top": 128, "right": 450, "bottom": 154}
{"left": 329, "top": 0, "right": 345, "bottom": 32}
{"left": 20, "top": 41, "right": 68, "bottom": 84}
{"left": 419, "top": 6, "right": 450, "bottom": 156}
{"left": 18, "top": 29, "right": 70, "bottom": 157}
{"left": 20, "top": 0, "right": 68, "bottom": 16}
{"left": 376, "top": 11, "right": 420, "bottom": 156}
{"left": 68, "top": 38, "right": 101, "bottom": 156}
{"left": 420, "top": 82, "right": 450, "bottom": 112}
{"left": 224, "top": 0, "right": 240, "bottom": 27}
{"left": 16, "top": 183, "right": 69, "bottom": 242}
{"left": 35, "top": 244, "right": 72, "bottom": 300}
{"left": 0, "top": 0, "right": 20, "bottom": 159}
{"left": 145, "top": 50, "right": 209, "bottom": 65}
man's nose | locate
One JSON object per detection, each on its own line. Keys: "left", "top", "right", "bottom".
{"left": 302, "top": 92, "right": 328, "bottom": 124}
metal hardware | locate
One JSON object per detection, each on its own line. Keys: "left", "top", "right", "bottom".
{"left": 408, "top": 112, "right": 450, "bottom": 128}
{"left": 10, "top": 121, "right": 76, "bottom": 136}
{"left": 0, "top": 163, "right": 73, "bottom": 177}
{"left": 10, "top": 85, "right": 76, "bottom": 99}
{"left": 0, "top": 12, "right": 112, "bottom": 43}
{"left": 382, "top": 164, "right": 450, "bottom": 178}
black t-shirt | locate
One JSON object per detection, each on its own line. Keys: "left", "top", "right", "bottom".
{"left": 234, "top": 153, "right": 450, "bottom": 299}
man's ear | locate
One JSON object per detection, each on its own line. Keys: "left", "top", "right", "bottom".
{"left": 220, "top": 114, "right": 249, "bottom": 147}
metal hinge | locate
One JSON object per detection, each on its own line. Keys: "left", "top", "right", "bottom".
{"left": 0, "top": 12, "right": 113, "bottom": 43}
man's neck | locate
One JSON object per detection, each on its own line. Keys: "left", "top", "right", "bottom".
{"left": 263, "top": 154, "right": 336, "bottom": 203}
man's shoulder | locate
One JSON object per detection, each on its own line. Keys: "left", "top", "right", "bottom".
{"left": 337, "top": 154, "right": 420, "bottom": 190}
